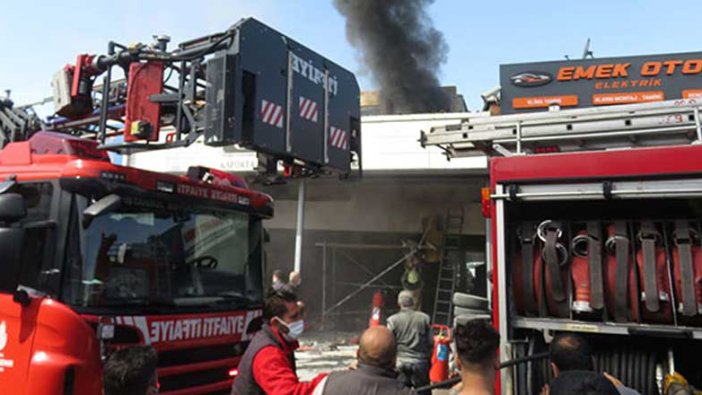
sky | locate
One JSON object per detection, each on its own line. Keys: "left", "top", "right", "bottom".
{"left": 2, "top": 0, "right": 702, "bottom": 111}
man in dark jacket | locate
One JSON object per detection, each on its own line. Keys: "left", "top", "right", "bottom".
{"left": 231, "top": 289, "right": 325, "bottom": 395}
{"left": 312, "top": 326, "right": 415, "bottom": 395}
{"left": 548, "top": 333, "right": 640, "bottom": 395}
{"left": 386, "top": 290, "right": 432, "bottom": 394}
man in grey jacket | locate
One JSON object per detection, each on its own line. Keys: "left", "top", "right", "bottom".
{"left": 387, "top": 290, "right": 433, "bottom": 395}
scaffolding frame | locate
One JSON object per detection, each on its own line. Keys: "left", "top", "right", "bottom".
{"left": 316, "top": 234, "right": 430, "bottom": 327}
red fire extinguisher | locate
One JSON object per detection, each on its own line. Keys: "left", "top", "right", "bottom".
{"left": 368, "top": 290, "right": 383, "bottom": 328}
{"left": 430, "top": 324, "right": 451, "bottom": 383}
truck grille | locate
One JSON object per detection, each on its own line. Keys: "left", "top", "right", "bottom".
{"left": 158, "top": 340, "right": 249, "bottom": 394}
{"left": 159, "top": 366, "right": 231, "bottom": 393}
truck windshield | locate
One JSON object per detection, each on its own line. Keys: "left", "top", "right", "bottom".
{"left": 62, "top": 197, "right": 263, "bottom": 311}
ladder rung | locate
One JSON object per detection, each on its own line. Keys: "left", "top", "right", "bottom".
{"left": 422, "top": 98, "right": 702, "bottom": 159}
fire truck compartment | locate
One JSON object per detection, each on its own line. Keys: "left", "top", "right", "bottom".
{"left": 496, "top": 178, "right": 702, "bottom": 393}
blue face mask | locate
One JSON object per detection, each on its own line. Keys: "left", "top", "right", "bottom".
{"left": 275, "top": 317, "right": 304, "bottom": 339}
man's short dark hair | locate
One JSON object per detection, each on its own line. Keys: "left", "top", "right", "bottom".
{"left": 264, "top": 288, "right": 298, "bottom": 319}
{"left": 550, "top": 333, "right": 594, "bottom": 371}
{"left": 455, "top": 319, "right": 500, "bottom": 368}
{"left": 104, "top": 346, "right": 158, "bottom": 395}
{"left": 550, "top": 370, "right": 618, "bottom": 395}
{"left": 272, "top": 269, "right": 283, "bottom": 280}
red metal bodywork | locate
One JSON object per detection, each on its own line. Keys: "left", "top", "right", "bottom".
{"left": 0, "top": 295, "right": 102, "bottom": 394}
{"left": 124, "top": 62, "right": 164, "bottom": 142}
{"left": 489, "top": 144, "right": 702, "bottom": 394}
{"left": 0, "top": 134, "right": 273, "bottom": 210}
{"left": 0, "top": 133, "right": 272, "bottom": 394}
{"left": 490, "top": 145, "right": 702, "bottom": 184}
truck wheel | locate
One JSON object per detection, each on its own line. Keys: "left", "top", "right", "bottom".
{"left": 454, "top": 306, "right": 490, "bottom": 318}
{"left": 633, "top": 350, "right": 641, "bottom": 393}
{"left": 452, "top": 292, "right": 489, "bottom": 310}
{"left": 646, "top": 352, "right": 656, "bottom": 395}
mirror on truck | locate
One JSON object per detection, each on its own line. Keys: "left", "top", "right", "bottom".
{"left": 0, "top": 193, "right": 26, "bottom": 292}
{"left": 82, "top": 194, "right": 122, "bottom": 228}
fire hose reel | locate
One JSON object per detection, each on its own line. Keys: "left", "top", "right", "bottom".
{"left": 513, "top": 220, "right": 569, "bottom": 318}
{"left": 514, "top": 218, "right": 702, "bottom": 326}
{"left": 538, "top": 220, "right": 570, "bottom": 318}
{"left": 570, "top": 223, "right": 604, "bottom": 314}
{"left": 672, "top": 221, "right": 702, "bottom": 324}
{"left": 635, "top": 222, "right": 673, "bottom": 324}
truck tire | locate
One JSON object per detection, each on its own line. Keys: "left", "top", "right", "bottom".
{"left": 454, "top": 305, "right": 490, "bottom": 317}
{"left": 612, "top": 350, "right": 620, "bottom": 379}
{"left": 453, "top": 292, "right": 489, "bottom": 310}
{"left": 635, "top": 350, "right": 642, "bottom": 393}
{"left": 454, "top": 312, "right": 491, "bottom": 326}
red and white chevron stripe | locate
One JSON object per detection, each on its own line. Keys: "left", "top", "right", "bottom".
{"left": 329, "top": 126, "right": 349, "bottom": 150}
{"left": 298, "top": 96, "right": 319, "bottom": 122}
{"left": 261, "top": 99, "right": 284, "bottom": 128}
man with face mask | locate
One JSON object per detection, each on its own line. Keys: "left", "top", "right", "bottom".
{"left": 231, "top": 289, "right": 326, "bottom": 395}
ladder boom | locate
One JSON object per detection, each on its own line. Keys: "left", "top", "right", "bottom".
{"left": 421, "top": 99, "right": 702, "bottom": 158}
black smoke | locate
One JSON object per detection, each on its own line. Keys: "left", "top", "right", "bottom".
{"left": 334, "top": 0, "right": 450, "bottom": 114}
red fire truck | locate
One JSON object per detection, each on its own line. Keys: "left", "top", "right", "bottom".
{"left": 0, "top": 17, "right": 359, "bottom": 394}
{"left": 422, "top": 52, "right": 702, "bottom": 394}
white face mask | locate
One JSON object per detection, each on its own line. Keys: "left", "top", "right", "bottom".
{"left": 275, "top": 317, "right": 304, "bottom": 339}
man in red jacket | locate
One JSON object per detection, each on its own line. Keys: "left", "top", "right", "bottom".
{"left": 231, "top": 289, "right": 326, "bottom": 395}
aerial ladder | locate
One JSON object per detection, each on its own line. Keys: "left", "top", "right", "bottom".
{"left": 0, "top": 93, "right": 43, "bottom": 147}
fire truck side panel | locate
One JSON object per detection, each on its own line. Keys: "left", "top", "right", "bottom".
{"left": 490, "top": 144, "right": 702, "bottom": 183}
{"left": 489, "top": 145, "right": 702, "bottom": 394}
{"left": 0, "top": 295, "right": 102, "bottom": 394}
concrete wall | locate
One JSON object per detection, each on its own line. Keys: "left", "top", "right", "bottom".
{"left": 261, "top": 174, "right": 487, "bottom": 331}
{"left": 262, "top": 176, "right": 485, "bottom": 235}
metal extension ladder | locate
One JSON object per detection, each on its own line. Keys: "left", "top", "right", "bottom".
{"left": 432, "top": 207, "right": 464, "bottom": 325}
{"left": 0, "top": 98, "right": 42, "bottom": 146}
{"left": 420, "top": 98, "right": 702, "bottom": 158}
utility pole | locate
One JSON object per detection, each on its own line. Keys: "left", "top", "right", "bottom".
{"left": 293, "top": 179, "right": 306, "bottom": 272}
